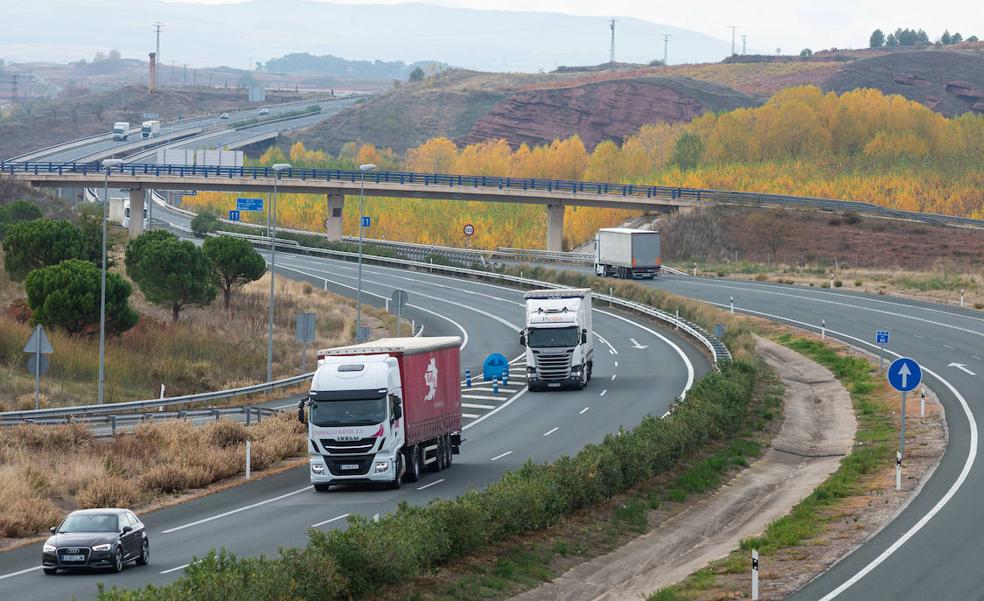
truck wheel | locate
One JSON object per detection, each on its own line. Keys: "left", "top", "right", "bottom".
{"left": 314, "top": 483, "right": 332, "bottom": 492}
{"left": 388, "top": 455, "right": 403, "bottom": 490}
{"left": 587, "top": 362, "right": 593, "bottom": 382}
{"left": 428, "top": 440, "right": 443, "bottom": 473}
{"left": 444, "top": 436, "right": 453, "bottom": 468}
{"left": 404, "top": 446, "right": 422, "bottom": 483}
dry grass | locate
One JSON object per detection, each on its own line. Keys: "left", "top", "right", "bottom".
{"left": 0, "top": 249, "right": 394, "bottom": 409}
{"left": 0, "top": 414, "right": 306, "bottom": 539}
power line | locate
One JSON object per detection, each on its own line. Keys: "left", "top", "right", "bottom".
{"left": 729, "top": 25, "right": 740, "bottom": 56}
{"left": 663, "top": 34, "right": 671, "bottom": 65}
{"left": 609, "top": 19, "right": 617, "bottom": 64}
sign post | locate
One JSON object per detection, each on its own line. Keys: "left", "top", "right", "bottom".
{"left": 887, "top": 357, "right": 922, "bottom": 491}
{"left": 23, "top": 325, "right": 54, "bottom": 410}
{"left": 390, "top": 289, "right": 409, "bottom": 337}
{"left": 875, "top": 330, "right": 890, "bottom": 372}
{"left": 463, "top": 223, "right": 475, "bottom": 248}
{"left": 295, "top": 312, "right": 317, "bottom": 372}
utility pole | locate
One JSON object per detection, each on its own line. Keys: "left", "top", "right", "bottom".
{"left": 183, "top": 64, "right": 187, "bottom": 86}
{"left": 741, "top": 34, "right": 747, "bottom": 55}
{"left": 609, "top": 19, "right": 617, "bottom": 64}
{"left": 154, "top": 22, "right": 162, "bottom": 68}
{"left": 10, "top": 74, "right": 17, "bottom": 104}
{"left": 663, "top": 34, "right": 671, "bottom": 65}
{"left": 729, "top": 25, "right": 740, "bottom": 55}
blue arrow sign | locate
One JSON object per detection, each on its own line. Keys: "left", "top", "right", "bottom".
{"left": 237, "top": 197, "right": 264, "bottom": 211}
{"left": 887, "top": 357, "right": 922, "bottom": 392}
{"left": 228, "top": 210, "right": 241, "bottom": 222}
{"left": 876, "top": 330, "right": 889, "bottom": 345}
{"left": 361, "top": 216, "right": 371, "bottom": 228}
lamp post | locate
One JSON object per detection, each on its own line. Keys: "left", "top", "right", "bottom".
{"left": 356, "top": 163, "right": 377, "bottom": 342}
{"left": 98, "top": 158, "right": 124, "bottom": 404}
{"left": 267, "top": 163, "right": 292, "bottom": 383}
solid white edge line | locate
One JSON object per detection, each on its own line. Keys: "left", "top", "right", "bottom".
{"left": 490, "top": 450, "right": 513, "bottom": 461}
{"left": 712, "top": 301, "right": 977, "bottom": 600}
{"left": 161, "top": 486, "right": 311, "bottom": 534}
{"left": 543, "top": 427, "right": 559, "bottom": 437}
{"left": 160, "top": 562, "right": 191, "bottom": 575}
{"left": 0, "top": 566, "right": 41, "bottom": 580}
{"left": 416, "top": 478, "right": 445, "bottom": 491}
{"left": 311, "top": 513, "right": 350, "bottom": 528}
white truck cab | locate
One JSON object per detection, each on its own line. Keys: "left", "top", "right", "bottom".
{"left": 521, "top": 289, "right": 593, "bottom": 391}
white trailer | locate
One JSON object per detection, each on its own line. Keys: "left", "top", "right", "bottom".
{"left": 140, "top": 120, "right": 160, "bottom": 138}
{"left": 594, "top": 228, "right": 661, "bottom": 279}
{"left": 521, "top": 288, "right": 593, "bottom": 391}
{"left": 112, "top": 121, "right": 130, "bottom": 141}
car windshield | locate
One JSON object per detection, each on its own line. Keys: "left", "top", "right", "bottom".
{"left": 528, "top": 326, "right": 579, "bottom": 348}
{"left": 310, "top": 399, "right": 387, "bottom": 427}
{"left": 59, "top": 514, "right": 119, "bottom": 533}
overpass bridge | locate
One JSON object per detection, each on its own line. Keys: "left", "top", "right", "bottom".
{"left": 3, "top": 160, "right": 981, "bottom": 250}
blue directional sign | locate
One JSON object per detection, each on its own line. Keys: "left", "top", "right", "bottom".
{"left": 228, "top": 210, "right": 241, "bottom": 222}
{"left": 361, "top": 216, "right": 371, "bottom": 228}
{"left": 887, "top": 357, "right": 922, "bottom": 392}
{"left": 876, "top": 330, "right": 890, "bottom": 345}
{"left": 236, "top": 197, "right": 264, "bottom": 211}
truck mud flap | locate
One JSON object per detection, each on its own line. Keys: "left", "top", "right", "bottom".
{"left": 451, "top": 433, "right": 464, "bottom": 454}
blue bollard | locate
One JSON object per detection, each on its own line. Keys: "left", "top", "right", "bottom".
{"left": 493, "top": 379, "right": 500, "bottom": 394}
{"left": 465, "top": 369, "right": 472, "bottom": 388}
{"left": 503, "top": 370, "right": 509, "bottom": 386}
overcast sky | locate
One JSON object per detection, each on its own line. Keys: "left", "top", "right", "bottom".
{"left": 170, "top": 0, "right": 981, "bottom": 52}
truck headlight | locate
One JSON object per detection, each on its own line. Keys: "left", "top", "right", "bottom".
{"left": 311, "top": 463, "right": 325, "bottom": 475}
{"left": 92, "top": 543, "right": 112, "bottom": 552}
{"left": 374, "top": 461, "right": 390, "bottom": 473}
{"left": 43, "top": 543, "right": 56, "bottom": 553}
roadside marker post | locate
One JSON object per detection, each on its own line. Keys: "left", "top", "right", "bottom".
{"left": 730, "top": 296, "right": 734, "bottom": 314}
{"left": 888, "top": 357, "right": 923, "bottom": 490}
{"left": 821, "top": 319, "right": 826, "bottom": 339}
{"left": 875, "top": 330, "right": 890, "bottom": 373}
{"left": 751, "top": 549, "right": 759, "bottom": 600}
{"left": 921, "top": 388, "right": 926, "bottom": 418}
{"left": 465, "top": 369, "right": 472, "bottom": 388}
{"left": 245, "top": 439, "right": 252, "bottom": 480}
{"left": 961, "top": 288, "right": 965, "bottom": 308}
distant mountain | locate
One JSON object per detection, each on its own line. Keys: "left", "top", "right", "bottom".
{"left": 0, "top": 0, "right": 735, "bottom": 72}
{"left": 264, "top": 53, "right": 445, "bottom": 79}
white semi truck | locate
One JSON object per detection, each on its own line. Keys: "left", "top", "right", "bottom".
{"left": 299, "top": 337, "right": 463, "bottom": 491}
{"left": 112, "top": 121, "right": 130, "bottom": 141}
{"left": 140, "top": 120, "right": 160, "bottom": 138}
{"left": 521, "top": 289, "right": 593, "bottom": 391}
{"left": 122, "top": 199, "right": 148, "bottom": 230}
{"left": 594, "top": 227, "right": 661, "bottom": 279}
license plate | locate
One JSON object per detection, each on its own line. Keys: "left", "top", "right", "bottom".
{"left": 61, "top": 554, "right": 84, "bottom": 562}
{"left": 340, "top": 464, "right": 359, "bottom": 470}
{"left": 548, "top": 383, "right": 561, "bottom": 388}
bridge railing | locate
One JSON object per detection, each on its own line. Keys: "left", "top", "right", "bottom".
{"left": 3, "top": 160, "right": 982, "bottom": 229}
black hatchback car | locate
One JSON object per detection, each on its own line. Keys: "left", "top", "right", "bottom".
{"left": 42, "top": 508, "right": 149, "bottom": 574}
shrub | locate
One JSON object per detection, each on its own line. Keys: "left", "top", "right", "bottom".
{"left": 842, "top": 211, "right": 862, "bottom": 225}
{"left": 138, "top": 464, "right": 191, "bottom": 493}
{"left": 190, "top": 211, "right": 220, "bottom": 238}
{"left": 0, "top": 496, "right": 61, "bottom": 537}
{"left": 204, "top": 420, "right": 249, "bottom": 448}
{"left": 834, "top": 280, "right": 843, "bottom": 287}
{"left": 854, "top": 280, "right": 863, "bottom": 287}
{"left": 25, "top": 259, "right": 139, "bottom": 335}
{"left": 77, "top": 476, "right": 139, "bottom": 508}
{"left": 128, "top": 237, "right": 217, "bottom": 321}
{"left": 2, "top": 219, "right": 87, "bottom": 280}
{"left": 754, "top": 273, "right": 768, "bottom": 281}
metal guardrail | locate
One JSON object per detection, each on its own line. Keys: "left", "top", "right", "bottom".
{"left": 4, "top": 161, "right": 982, "bottom": 229}
{"left": 1, "top": 372, "right": 312, "bottom": 425}
{"left": 21, "top": 405, "right": 280, "bottom": 438}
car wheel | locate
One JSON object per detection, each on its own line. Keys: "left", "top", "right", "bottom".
{"left": 136, "top": 539, "right": 149, "bottom": 566}
{"left": 113, "top": 547, "right": 124, "bottom": 573}
{"left": 43, "top": 568, "right": 57, "bottom": 575}
{"left": 313, "top": 483, "right": 332, "bottom": 492}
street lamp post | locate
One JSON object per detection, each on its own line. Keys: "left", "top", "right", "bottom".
{"left": 356, "top": 163, "right": 377, "bottom": 342}
{"left": 98, "top": 158, "right": 124, "bottom": 404}
{"left": 267, "top": 163, "right": 291, "bottom": 383}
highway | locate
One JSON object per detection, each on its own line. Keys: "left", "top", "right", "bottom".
{"left": 0, "top": 243, "right": 708, "bottom": 600}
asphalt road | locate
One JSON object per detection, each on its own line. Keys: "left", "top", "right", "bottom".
{"left": 0, "top": 249, "right": 708, "bottom": 601}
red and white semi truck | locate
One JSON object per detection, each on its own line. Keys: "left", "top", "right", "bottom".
{"left": 299, "top": 337, "right": 463, "bottom": 491}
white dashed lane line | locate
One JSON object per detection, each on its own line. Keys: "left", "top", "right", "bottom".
{"left": 490, "top": 450, "right": 513, "bottom": 461}
{"left": 416, "top": 478, "right": 445, "bottom": 491}
{"left": 600, "top": 389, "right": 608, "bottom": 396}
{"left": 543, "top": 427, "right": 559, "bottom": 437}
{"left": 579, "top": 407, "right": 590, "bottom": 415}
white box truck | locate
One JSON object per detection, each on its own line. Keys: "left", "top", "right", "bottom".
{"left": 594, "top": 227, "right": 661, "bottom": 279}
{"left": 112, "top": 121, "right": 130, "bottom": 141}
{"left": 299, "top": 337, "right": 463, "bottom": 491}
{"left": 140, "top": 120, "right": 160, "bottom": 138}
{"left": 521, "top": 289, "right": 593, "bottom": 391}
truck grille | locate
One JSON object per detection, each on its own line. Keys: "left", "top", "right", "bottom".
{"left": 323, "top": 454, "right": 374, "bottom": 476}
{"left": 533, "top": 350, "right": 573, "bottom": 380}
{"left": 320, "top": 437, "right": 378, "bottom": 455}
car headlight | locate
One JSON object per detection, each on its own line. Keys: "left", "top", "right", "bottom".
{"left": 43, "top": 543, "right": 56, "bottom": 553}
{"left": 374, "top": 461, "right": 389, "bottom": 473}
{"left": 311, "top": 463, "right": 325, "bottom": 475}
{"left": 92, "top": 543, "right": 112, "bottom": 552}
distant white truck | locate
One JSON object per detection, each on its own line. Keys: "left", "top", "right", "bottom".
{"left": 140, "top": 120, "right": 160, "bottom": 138}
{"left": 112, "top": 121, "right": 130, "bottom": 142}
{"left": 594, "top": 227, "right": 661, "bottom": 279}
{"left": 122, "top": 199, "right": 148, "bottom": 230}
{"left": 521, "top": 288, "right": 593, "bottom": 391}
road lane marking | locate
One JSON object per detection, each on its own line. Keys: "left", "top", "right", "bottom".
{"left": 462, "top": 402, "right": 496, "bottom": 410}
{"left": 614, "top": 360, "right": 619, "bottom": 367}
{"left": 629, "top": 338, "right": 649, "bottom": 349}
{"left": 466, "top": 387, "right": 518, "bottom": 393}
{"left": 600, "top": 389, "right": 608, "bottom": 396}
{"left": 416, "top": 478, "right": 445, "bottom": 491}
{"left": 491, "top": 450, "right": 513, "bottom": 461}
{"left": 0, "top": 566, "right": 41, "bottom": 580}
{"left": 311, "top": 513, "right": 350, "bottom": 528}
{"left": 594, "top": 333, "right": 619, "bottom": 355}
{"left": 161, "top": 486, "right": 311, "bottom": 534}
{"left": 973, "top": 355, "right": 982, "bottom": 361}
{"left": 944, "top": 344, "right": 955, "bottom": 350}
{"left": 611, "top": 374, "right": 617, "bottom": 381}
{"left": 160, "top": 563, "right": 191, "bottom": 575}
{"left": 462, "top": 395, "right": 505, "bottom": 401}
{"left": 463, "top": 388, "right": 528, "bottom": 431}
{"left": 579, "top": 407, "right": 590, "bottom": 415}
{"left": 543, "top": 427, "right": 559, "bottom": 437}
{"left": 462, "top": 413, "right": 480, "bottom": 418}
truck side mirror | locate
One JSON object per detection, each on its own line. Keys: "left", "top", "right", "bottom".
{"left": 582, "top": 329, "right": 588, "bottom": 344}
{"left": 297, "top": 398, "right": 307, "bottom": 424}
{"left": 519, "top": 330, "right": 526, "bottom": 346}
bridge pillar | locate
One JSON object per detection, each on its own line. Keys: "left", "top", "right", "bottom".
{"left": 325, "top": 193, "right": 345, "bottom": 241}
{"left": 128, "top": 189, "right": 145, "bottom": 238}
{"left": 676, "top": 206, "right": 697, "bottom": 216}
{"left": 546, "top": 204, "right": 565, "bottom": 252}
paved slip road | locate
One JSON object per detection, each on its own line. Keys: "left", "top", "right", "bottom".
{"left": 0, "top": 249, "right": 708, "bottom": 600}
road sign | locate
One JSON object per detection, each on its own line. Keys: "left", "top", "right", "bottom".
{"left": 228, "top": 210, "right": 241, "bottom": 222}
{"left": 23, "top": 325, "right": 53, "bottom": 354}
{"left": 888, "top": 357, "right": 922, "bottom": 392}
{"left": 876, "top": 330, "right": 890, "bottom": 345}
{"left": 237, "top": 197, "right": 264, "bottom": 211}
{"left": 361, "top": 216, "right": 371, "bottom": 228}
{"left": 295, "top": 312, "right": 317, "bottom": 343}
{"left": 463, "top": 223, "right": 475, "bottom": 237}
{"left": 26, "top": 355, "right": 50, "bottom": 377}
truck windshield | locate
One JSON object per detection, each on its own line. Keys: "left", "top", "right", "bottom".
{"left": 310, "top": 399, "right": 387, "bottom": 427}
{"left": 527, "top": 326, "right": 579, "bottom": 348}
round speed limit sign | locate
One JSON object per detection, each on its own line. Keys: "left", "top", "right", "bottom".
{"left": 463, "top": 223, "right": 475, "bottom": 237}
